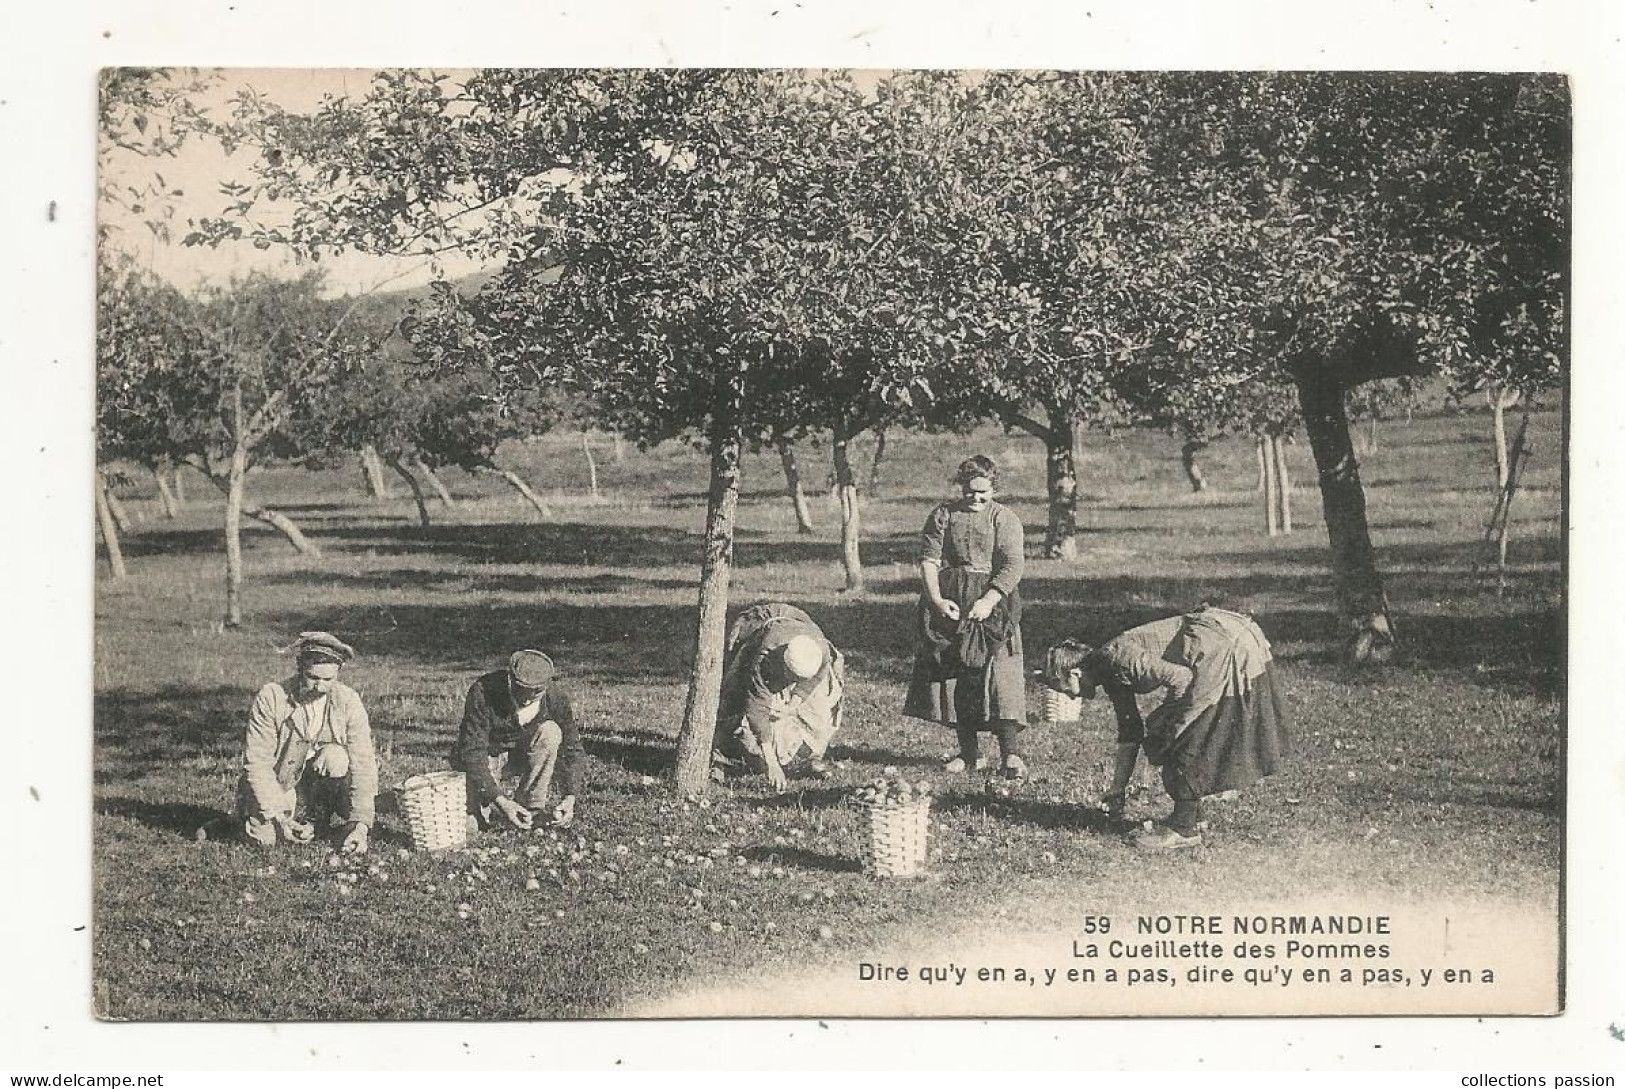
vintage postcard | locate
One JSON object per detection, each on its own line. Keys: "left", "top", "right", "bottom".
{"left": 89, "top": 64, "right": 1565, "bottom": 1022}
{"left": 8, "top": 0, "right": 1622, "bottom": 1074}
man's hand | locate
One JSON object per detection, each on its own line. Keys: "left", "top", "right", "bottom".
{"left": 341, "top": 822, "right": 370, "bottom": 856}
{"left": 765, "top": 760, "right": 789, "bottom": 793}
{"left": 934, "top": 599, "right": 962, "bottom": 622}
{"left": 552, "top": 795, "right": 576, "bottom": 828}
{"left": 493, "top": 795, "right": 534, "bottom": 830}
{"left": 275, "top": 815, "right": 315, "bottom": 843}
{"left": 966, "top": 595, "right": 997, "bottom": 622}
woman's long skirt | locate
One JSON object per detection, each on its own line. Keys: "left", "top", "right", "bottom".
{"left": 903, "top": 568, "right": 1027, "bottom": 731}
{"left": 1152, "top": 664, "right": 1291, "bottom": 798}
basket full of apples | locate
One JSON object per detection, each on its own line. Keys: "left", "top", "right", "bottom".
{"left": 853, "top": 771, "right": 933, "bottom": 878}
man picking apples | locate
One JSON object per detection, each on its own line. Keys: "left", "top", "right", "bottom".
{"left": 451, "top": 649, "right": 585, "bottom": 833}
{"left": 236, "top": 631, "right": 378, "bottom": 855}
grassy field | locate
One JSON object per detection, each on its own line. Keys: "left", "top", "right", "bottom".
{"left": 92, "top": 405, "right": 1563, "bottom": 1020}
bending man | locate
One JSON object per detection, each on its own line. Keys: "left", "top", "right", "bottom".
{"left": 452, "top": 649, "right": 585, "bottom": 831}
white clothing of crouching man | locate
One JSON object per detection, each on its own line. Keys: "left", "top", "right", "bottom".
{"left": 235, "top": 631, "right": 378, "bottom": 855}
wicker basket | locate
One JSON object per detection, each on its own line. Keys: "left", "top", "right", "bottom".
{"left": 1038, "top": 685, "right": 1084, "bottom": 723}
{"left": 859, "top": 798, "right": 931, "bottom": 878}
{"left": 399, "top": 770, "right": 468, "bottom": 852}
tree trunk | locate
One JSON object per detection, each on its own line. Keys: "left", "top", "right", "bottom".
{"left": 475, "top": 464, "right": 554, "bottom": 521}
{"left": 868, "top": 428, "right": 888, "bottom": 498}
{"left": 224, "top": 441, "right": 247, "bottom": 629}
{"left": 777, "top": 439, "right": 816, "bottom": 535}
{"left": 413, "top": 456, "right": 457, "bottom": 507}
{"left": 199, "top": 470, "right": 321, "bottom": 556}
{"left": 1294, "top": 371, "right": 1396, "bottom": 663}
{"left": 581, "top": 431, "right": 600, "bottom": 499}
{"left": 612, "top": 433, "right": 625, "bottom": 463}
{"left": 674, "top": 426, "right": 742, "bottom": 796}
{"left": 1043, "top": 409, "right": 1080, "bottom": 560}
{"left": 105, "top": 486, "right": 134, "bottom": 535}
{"left": 169, "top": 464, "right": 187, "bottom": 504}
{"left": 242, "top": 504, "right": 323, "bottom": 556}
{"left": 1180, "top": 439, "right": 1208, "bottom": 493}
{"left": 152, "top": 464, "right": 180, "bottom": 519}
{"left": 388, "top": 457, "right": 432, "bottom": 528}
{"left": 95, "top": 477, "right": 128, "bottom": 581}
{"left": 1259, "top": 434, "right": 1280, "bottom": 537}
{"left": 1367, "top": 414, "right": 1380, "bottom": 453}
{"left": 360, "top": 444, "right": 393, "bottom": 499}
{"left": 1488, "top": 386, "right": 1520, "bottom": 490}
{"left": 1256, "top": 438, "right": 1267, "bottom": 493}
{"left": 1272, "top": 432, "right": 1293, "bottom": 535}
{"left": 831, "top": 428, "right": 865, "bottom": 593}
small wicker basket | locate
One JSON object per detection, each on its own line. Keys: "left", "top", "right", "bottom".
{"left": 1037, "top": 686, "right": 1084, "bottom": 724}
{"left": 399, "top": 770, "right": 469, "bottom": 852}
{"left": 858, "top": 798, "right": 931, "bottom": 878}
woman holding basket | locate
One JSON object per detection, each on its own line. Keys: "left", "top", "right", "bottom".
{"left": 904, "top": 455, "right": 1030, "bottom": 781}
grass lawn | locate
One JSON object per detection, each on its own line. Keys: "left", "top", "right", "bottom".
{"left": 92, "top": 405, "right": 1562, "bottom": 1019}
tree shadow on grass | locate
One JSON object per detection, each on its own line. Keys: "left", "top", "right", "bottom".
{"left": 738, "top": 843, "right": 863, "bottom": 874}
{"left": 259, "top": 568, "right": 698, "bottom": 597}
{"left": 94, "top": 685, "right": 243, "bottom": 780}
{"left": 95, "top": 798, "right": 231, "bottom": 840}
{"left": 582, "top": 728, "right": 677, "bottom": 778}
{"left": 931, "top": 790, "right": 1122, "bottom": 835}
{"left": 329, "top": 521, "right": 702, "bottom": 569}
{"left": 1341, "top": 777, "right": 1559, "bottom": 816}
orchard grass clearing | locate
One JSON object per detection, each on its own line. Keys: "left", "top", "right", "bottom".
{"left": 93, "top": 407, "right": 1562, "bottom": 1020}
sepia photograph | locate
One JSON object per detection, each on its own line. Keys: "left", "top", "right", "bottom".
{"left": 90, "top": 63, "right": 1567, "bottom": 1022}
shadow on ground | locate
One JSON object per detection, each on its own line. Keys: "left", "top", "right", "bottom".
{"left": 933, "top": 791, "right": 1123, "bottom": 835}
{"left": 94, "top": 798, "right": 232, "bottom": 840}
{"left": 582, "top": 727, "right": 678, "bottom": 778}
{"left": 739, "top": 843, "right": 864, "bottom": 874}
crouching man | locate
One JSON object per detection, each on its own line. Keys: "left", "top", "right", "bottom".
{"left": 237, "top": 631, "right": 377, "bottom": 855}
{"left": 452, "top": 649, "right": 585, "bottom": 832}
{"left": 714, "top": 603, "right": 845, "bottom": 791}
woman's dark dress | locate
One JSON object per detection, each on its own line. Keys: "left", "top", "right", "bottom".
{"left": 903, "top": 498, "right": 1027, "bottom": 731}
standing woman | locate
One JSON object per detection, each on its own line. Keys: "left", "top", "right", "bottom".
{"left": 904, "top": 455, "right": 1030, "bottom": 780}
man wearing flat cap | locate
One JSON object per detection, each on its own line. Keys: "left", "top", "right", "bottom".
{"left": 452, "top": 649, "right": 585, "bottom": 831}
{"left": 237, "top": 632, "right": 378, "bottom": 855}
{"left": 714, "top": 603, "right": 845, "bottom": 791}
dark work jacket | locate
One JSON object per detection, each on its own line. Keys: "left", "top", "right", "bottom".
{"left": 452, "top": 670, "right": 584, "bottom": 806}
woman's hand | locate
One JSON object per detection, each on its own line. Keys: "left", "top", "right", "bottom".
{"left": 966, "top": 595, "right": 998, "bottom": 622}
{"left": 934, "top": 599, "right": 962, "bottom": 621}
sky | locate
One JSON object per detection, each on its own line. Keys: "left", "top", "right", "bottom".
{"left": 100, "top": 68, "right": 490, "bottom": 297}
{"left": 98, "top": 66, "right": 891, "bottom": 298}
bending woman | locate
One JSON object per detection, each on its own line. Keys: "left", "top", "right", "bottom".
{"left": 1043, "top": 607, "right": 1290, "bottom": 850}
{"left": 904, "top": 455, "right": 1029, "bottom": 780}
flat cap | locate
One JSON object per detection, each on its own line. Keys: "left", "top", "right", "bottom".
{"left": 295, "top": 631, "right": 356, "bottom": 665}
{"left": 507, "top": 649, "right": 556, "bottom": 689}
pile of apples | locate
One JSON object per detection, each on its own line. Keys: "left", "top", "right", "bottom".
{"left": 853, "top": 774, "right": 933, "bottom": 808}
